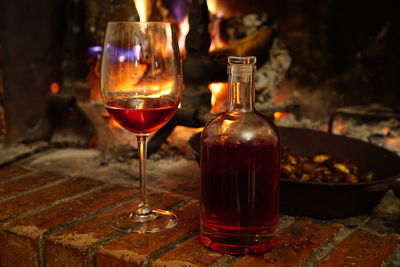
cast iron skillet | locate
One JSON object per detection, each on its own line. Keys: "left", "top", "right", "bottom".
{"left": 188, "top": 127, "right": 400, "bottom": 219}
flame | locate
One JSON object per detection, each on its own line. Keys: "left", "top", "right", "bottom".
{"left": 335, "top": 124, "right": 347, "bottom": 133}
{"left": 178, "top": 15, "right": 190, "bottom": 55}
{"left": 209, "top": 34, "right": 227, "bottom": 51}
{"left": 382, "top": 127, "right": 391, "bottom": 136}
{"left": 274, "top": 112, "right": 286, "bottom": 121}
{"left": 111, "top": 63, "right": 173, "bottom": 98}
{"left": 208, "top": 17, "right": 227, "bottom": 51}
{"left": 207, "top": 0, "right": 227, "bottom": 52}
{"left": 133, "top": 0, "right": 153, "bottom": 22}
{"left": 386, "top": 137, "right": 400, "bottom": 148}
{"left": 143, "top": 80, "right": 173, "bottom": 97}
{"left": 115, "top": 78, "right": 173, "bottom": 98}
{"left": 208, "top": 82, "right": 228, "bottom": 114}
{"left": 206, "top": 0, "right": 220, "bottom": 17}
{"left": 50, "top": 82, "right": 60, "bottom": 94}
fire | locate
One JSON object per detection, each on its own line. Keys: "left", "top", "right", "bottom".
{"left": 208, "top": 16, "right": 227, "bottom": 51}
{"left": 143, "top": 80, "right": 174, "bottom": 97}
{"left": 209, "top": 82, "right": 229, "bottom": 114}
{"left": 206, "top": 0, "right": 228, "bottom": 51}
{"left": 206, "top": 0, "right": 220, "bottom": 17}
{"left": 335, "top": 123, "right": 347, "bottom": 133}
{"left": 209, "top": 31, "right": 227, "bottom": 51}
{"left": 114, "top": 77, "right": 173, "bottom": 98}
{"left": 107, "top": 59, "right": 173, "bottom": 98}
{"left": 273, "top": 112, "right": 285, "bottom": 121}
{"left": 178, "top": 15, "right": 189, "bottom": 55}
{"left": 382, "top": 127, "right": 391, "bottom": 136}
{"left": 133, "top": 0, "right": 153, "bottom": 22}
{"left": 386, "top": 137, "right": 400, "bottom": 148}
{"left": 50, "top": 82, "right": 60, "bottom": 94}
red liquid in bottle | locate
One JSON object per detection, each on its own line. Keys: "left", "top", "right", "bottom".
{"left": 200, "top": 136, "right": 280, "bottom": 254}
{"left": 106, "top": 98, "right": 177, "bottom": 134}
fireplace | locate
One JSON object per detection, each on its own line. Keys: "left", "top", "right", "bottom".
{"left": 1, "top": 0, "right": 400, "bottom": 155}
{"left": 1, "top": 1, "right": 400, "bottom": 265}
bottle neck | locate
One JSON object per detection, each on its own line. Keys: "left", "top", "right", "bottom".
{"left": 227, "top": 64, "right": 255, "bottom": 112}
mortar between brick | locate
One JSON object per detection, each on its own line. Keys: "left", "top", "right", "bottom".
{"left": 210, "top": 214, "right": 298, "bottom": 267}
{"left": 0, "top": 180, "right": 105, "bottom": 267}
{"left": 0, "top": 183, "right": 106, "bottom": 225}
{"left": 36, "top": 192, "right": 190, "bottom": 266}
{"left": 0, "top": 176, "right": 70, "bottom": 202}
{"left": 299, "top": 217, "right": 370, "bottom": 267}
{"left": 143, "top": 226, "right": 199, "bottom": 266}
{"left": 39, "top": 191, "right": 140, "bottom": 267}
{"left": 0, "top": 167, "right": 36, "bottom": 184}
{"left": 92, "top": 197, "right": 195, "bottom": 266}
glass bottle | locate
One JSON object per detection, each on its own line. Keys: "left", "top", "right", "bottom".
{"left": 200, "top": 56, "right": 280, "bottom": 254}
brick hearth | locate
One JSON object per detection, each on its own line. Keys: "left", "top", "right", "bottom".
{"left": 0, "top": 156, "right": 399, "bottom": 266}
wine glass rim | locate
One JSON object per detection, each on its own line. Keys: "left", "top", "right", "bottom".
{"left": 107, "top": 21, "right": 174, "bottom": 26}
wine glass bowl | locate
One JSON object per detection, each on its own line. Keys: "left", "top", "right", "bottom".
{"left": 100, "top": 22, "right": 183, "bottom": 233}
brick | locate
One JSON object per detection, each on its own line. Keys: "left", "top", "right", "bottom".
{"left": 0, "top": 178, "right": 102, "bottom": 267}
{"left": 0, "top": 229, "right": 41, "bottom": 267}
{"left": 159, "top": 176, "right": 200, "bottom": 199}
{"left": 46, "top": 191, "right": 187, "bottom": 267}
{"left": 0, "top": 172, "right": 59, "bottom": 199}
{"left": 0, "top": 165, "right": 32, "bottom": 180}
{"left": 0, "top": 177, "right": 101, "bottom": 222}
{"left": 320, "top": 229, "right": 399, "bottom": 267}
{"left": 153, "top": 236, "right": 223, "bottom": 267}
{"left": 96, "top": 200, "right": 200, "bottom": 266}
{"left": 0, "top": 184, "right": 134, "bottom": 267}
{"left": 233, "top": 220, "right": 341, "bottom": 267}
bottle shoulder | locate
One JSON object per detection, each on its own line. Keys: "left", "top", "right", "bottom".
{"left": 202, "top": 110, "right": 280, "bottom": 142}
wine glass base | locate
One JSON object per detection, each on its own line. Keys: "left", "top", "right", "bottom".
{"left": 107, "top": 209, "right": 178, "bottom": 233}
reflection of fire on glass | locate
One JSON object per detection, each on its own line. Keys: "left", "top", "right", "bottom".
{"left": 105, "top": 44, "right": 142, "bottom": 62}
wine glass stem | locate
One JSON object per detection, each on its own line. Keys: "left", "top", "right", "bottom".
{"left": 136, "top": 134, "right": 152, "bottom": 216}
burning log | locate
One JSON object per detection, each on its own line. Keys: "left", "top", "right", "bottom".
{"left": 184, "top": 26, "right": 274, "bottom": 83}
{"left": 207, "top": 26, "right": 274, "bottom": 82}
{"left": 210, "top": 26, "right": 274, "bottom": 61}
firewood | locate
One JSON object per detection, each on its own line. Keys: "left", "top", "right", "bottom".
{"left": 210, "top": 26, "right": 273, "bottom": 58}
{"left": 197, "top": 26, "right": 274, "bottom": 82}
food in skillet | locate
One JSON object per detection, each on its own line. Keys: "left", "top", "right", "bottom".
{"left": 280, "top": 147, "right": 375, "bottom": 183}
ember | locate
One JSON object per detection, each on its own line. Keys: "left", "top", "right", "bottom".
{"left": 208, "top": 82, "right": 228, "bottom": 114}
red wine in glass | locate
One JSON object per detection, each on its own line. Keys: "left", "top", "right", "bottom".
{"left": 106, "top": 98, "right": 177, "bottom": 134}
{"left": 200, "top": 136, "right": 280, "bottom": 254}
{"left": 101, "top": 22, "right": 182, "bottom": 234}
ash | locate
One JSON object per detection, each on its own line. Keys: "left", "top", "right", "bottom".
{"left": 255, "top": 38, "right": 292, "bottom": 112}
{"left": 332, "top": 118, "right": 400, "bottom": 155}
{"left": 22, "top": 147, "right": 200, "bottom": 192}
{"left": 275, "top": 113, "right": 400, "bottom": 156}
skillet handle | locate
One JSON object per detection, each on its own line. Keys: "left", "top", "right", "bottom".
{"left": 389, "top": 178, "right": 400, "bottom": 198}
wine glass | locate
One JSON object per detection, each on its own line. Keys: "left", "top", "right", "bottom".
{"left": 100, "top": 22, "right": 183, "bottom": 233}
